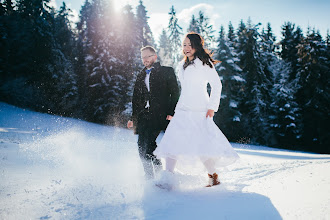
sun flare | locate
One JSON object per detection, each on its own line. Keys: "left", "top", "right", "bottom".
{"left": 112, "top": 0, "right": 133, "bottom": 12}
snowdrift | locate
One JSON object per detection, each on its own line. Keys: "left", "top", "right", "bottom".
{"left": 0, "top": 102, "right": 329, "bottom": 219}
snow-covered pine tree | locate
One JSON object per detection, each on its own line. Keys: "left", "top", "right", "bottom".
{"left": 54, "top": 2, "right": 75, "bottom": 61}
{"left": 196, "top": 11, "right": 215, "bottom": 49}
{"left": 158, "top": 28, "right": 173, "bottom": 66}
{"left": 52, "top": 2, "right": 79, "bottom": 116}
{"left": 136, "top": 0, "right": 154, "bottom": 47}
{"left": 115, "top": 4, "right": 141, "bottom": 124}
{"left": 3, "top": 0, "right": 14, "bottom": 14}
{"left": 238, "top": 19, "right": 272, "bottom": 145}
{"left": 214, "top": 25, "right": 245, "bottom": 141}
{"left": 260, "top": 23, "right": 277, "bottom": 85}
{"left": 236, "top": 19, "right": 247, "bottom": 59}
{"left": 0, "top": 2, "right": 4, "bottom": 14}
{"left": 82, "top": 0, "right": 120, "bottom": 123}
{"left": 187, "top": 15, "right": 200, "bottom": 34}
{"left": 268, "top": 58, "right": 301, "bottom": 148}
{"left": 13, "top": 0, "right": 63, "bottom": 112}
{"left": 260, "top": 23, "right": 277, "bottom": 54}
{"left": 259, "top": 22, "right": 300, "bottom": 147}
{"left": 227, "top": 21, "right": 236, "bottom": 46}
{"left": 168, "top": 5, "right": 183, "bottom": 65}
{"left": 76, "top": 0, "right": 92, "bottom": 118}
{"left": 79, "top": 0, "right": 143, "bottom": 124}
{"left": 296, "top": 28, "right": 330, "bottom": 152}
{"left": 280, "top": 22, "right": 303, "bottom": 80}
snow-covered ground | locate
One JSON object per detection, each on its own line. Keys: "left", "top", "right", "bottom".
{"left": 0, "top": 102, "right": 329, "bottom": 220}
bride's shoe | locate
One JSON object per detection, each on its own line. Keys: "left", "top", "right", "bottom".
{"left": 206, "top": 173, "right": 221, "bottom": 187}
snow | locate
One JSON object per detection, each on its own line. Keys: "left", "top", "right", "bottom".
{"left": 85, "top": 55, "right": 93, "bottom": 62}
{"left": 227, "top": 59, "right": 234, "bottom": 64}
{"left": 287, "top": 123, "right": 296, "bottom": 128}
{"left": 232, "top": 75, "right": 245, "bottom": 82}
{"left": 284, "top": 103, "right": 291, "bottom": 108}
{"left": 230, "top": 100, "right": 238, "bottom": 108}
{"left": 233, "top": 116, "right": 241, "bottom": 122}
{"left": 285, "top": 115, "right": 295, "bottom": 120}
{"left": 1, "top": 102, "right": 330, "bottom": 219}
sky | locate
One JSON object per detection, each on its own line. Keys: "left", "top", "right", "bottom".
{"left": 53, "top": 0, "right": 330, "bottom": 44}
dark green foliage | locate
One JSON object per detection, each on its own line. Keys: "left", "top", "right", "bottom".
{"left": 295, "top": 29, "right": 330, "bottom": 153}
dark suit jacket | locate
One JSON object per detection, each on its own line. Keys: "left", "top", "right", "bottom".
{"left": 132, "top": 62, "right": 180, "bottom": 134}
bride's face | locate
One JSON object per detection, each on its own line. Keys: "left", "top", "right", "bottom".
{"left": 183, "top": 37, "right": 196, "bottom": 60}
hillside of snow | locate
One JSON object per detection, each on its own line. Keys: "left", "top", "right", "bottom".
{"left": 0, "top": 102, "right": 329, "bottom": 219}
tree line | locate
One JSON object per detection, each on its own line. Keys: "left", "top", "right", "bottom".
{"left": 0, "top": 0, "right": 329, "bottom": 153}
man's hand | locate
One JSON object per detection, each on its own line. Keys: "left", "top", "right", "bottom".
{"left": 166, "top": 115, "right": 173, "bottom": 120}
{"left": 127, "top": 120, "right": 133, "bottom": 128}
{"left": 206, "top": 109, "right": 214, "bottom": 118}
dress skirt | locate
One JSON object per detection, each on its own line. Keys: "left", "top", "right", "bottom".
{"left": 154, "top": 110, "right": 239, "bottom": 168}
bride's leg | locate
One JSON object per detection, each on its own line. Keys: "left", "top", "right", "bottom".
{"left": 202, "top": 158, "right": 216, "bottom": 174}
{"left": 166, "top": 157, "right": 177, "bottom": 173}
{"left": 202, "top": 158, "right": 220, "bottom": 186}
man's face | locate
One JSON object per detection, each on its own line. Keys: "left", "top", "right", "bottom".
{"left": 141, "top": 49, "right": 157, "bottom": 68}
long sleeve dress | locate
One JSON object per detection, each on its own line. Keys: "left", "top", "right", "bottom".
{"left": 154, "top": 58, "right": 239, "bottom": 169}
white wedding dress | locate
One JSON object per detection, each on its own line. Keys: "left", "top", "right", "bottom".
{"left": 154, "top": 58, "right": 239, "bottom": 170}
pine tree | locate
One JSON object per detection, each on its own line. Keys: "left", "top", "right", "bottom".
{"left": 82, "top": 0, "right": 116, "bottom": 122}
{"left": 115, "top": 4, "right": 142, "bottom": 122}
{"left": 268, "top": 58, "right": 301, "bottom": 148}
{"left": 158, "top": 29, "right": 172, "bottom": 66}
{"left": 168, "top": 5, "right": 183, "bottom": 65}
{"left": 12, "top": 0, "right": 60, "bottom": 112}
{"left": 260, "top": 23, "right": 277, "bottom": 84}
{"left": 259, "top": 22, "right": 301, "bottom": 147}
{"left": 52, "top": 2, "right": 79, "bottom": 116}
{"left": 75, "top": 0, "right": 92, "bottom": 118}
{"left": 77, "top": 0, "right": 142, "bottom": 123}
{"left": 0, "top": 2, "right": 5, "bottom": 15}
{"left": 261, "top": 23, "right": 276, "bottom": 53}
{"left": 136, "top": 0, "right": 154, "bottom": 47}
{"left": 280, "top": 22, "right": 303, "bottom": 80}
{"left": 296, "top": 28, "right": 330, "bottom": 152}
{"left": 214, "top": 25, "right": 245, "bottom": 141}
{"left": 4, "top": 0, "right": 14, "bottom": 15}
{"left": 196, "top": 11, "right": 215, "bottom": 48}
{"left": 55, "top": 2, "right": 75, "bottom": 60}
{"left": 239, "top": 19, "right": 272, "bottom": 145}
{"left": 0, "top": 0, "right": 11, "bottom": 100}
{"left": 187, "top": 15, "right": 199, "bottom": 33}
{"left": 236, "top": 19, "right": 247, "bottom": 58}
{"left": 227, "top": 21, "right": 236, "bottom": 45}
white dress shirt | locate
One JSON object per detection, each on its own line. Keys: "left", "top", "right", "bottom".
{"left": 145, "top": 68, "right": 153, "bottom": 108}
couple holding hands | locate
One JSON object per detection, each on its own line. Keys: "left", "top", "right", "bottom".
{"left": 127, "top": 32, "right": 239, "bottom": 188}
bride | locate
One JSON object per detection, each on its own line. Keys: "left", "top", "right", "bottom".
{"left": 154, "top": 32, "right": 239, "bottom": 187}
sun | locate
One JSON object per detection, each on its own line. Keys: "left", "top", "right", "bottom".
{"left": 112, "top": 0, "right": 138, "bottom": 12}
{"left": 112, "top": 0, "right": 127, "bottom": 12}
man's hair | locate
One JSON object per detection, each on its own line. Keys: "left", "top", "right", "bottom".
{"left": 141, "top": 46, "right": 156, "bottom": 54}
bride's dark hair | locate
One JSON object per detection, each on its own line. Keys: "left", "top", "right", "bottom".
{"left": 183, "top": 32, "right": 218, "bottom": 68}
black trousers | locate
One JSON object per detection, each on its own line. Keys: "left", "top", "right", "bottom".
{"left": 137, "top": 112, "right": 163, "bottom": 179}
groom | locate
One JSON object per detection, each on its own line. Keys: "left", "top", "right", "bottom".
{"left": 127, "top": 46, "right": 179, "bottom": 179}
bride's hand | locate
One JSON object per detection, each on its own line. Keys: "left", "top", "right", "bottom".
{"left": 206, "top": 109, "right": 214, "bottom": 118}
